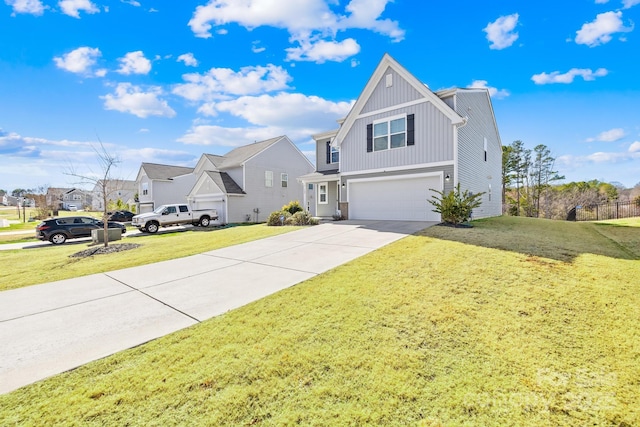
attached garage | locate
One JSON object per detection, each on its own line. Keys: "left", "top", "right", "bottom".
{"left": 347, "top": 174, "right": 442, "bottom": 221}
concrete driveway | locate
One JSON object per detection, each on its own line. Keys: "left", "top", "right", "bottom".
{"left": 0, "top": 220, "right": 435, "bottom": 394}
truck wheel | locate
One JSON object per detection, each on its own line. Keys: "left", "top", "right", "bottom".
{"left": 199, "top": 216, "right": 210, "bottom": 227}
{"left": 50, "top": 233, "right": 67, "bottom": 245}
{"left": 146, "top": 222, "right": 159, "bottom": 233}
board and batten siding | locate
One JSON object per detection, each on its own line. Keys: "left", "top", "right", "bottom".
{"left": 227, "top": 138, "right": 313, "bottom": 223}
{"left": 360, "top": 67, "right": 423, "bottom": 114}
{"left": 340, "top": 101, "right": 455, "bottom": 173}
{"left": 452, "top": 91, "right": 502, "bottom": 218}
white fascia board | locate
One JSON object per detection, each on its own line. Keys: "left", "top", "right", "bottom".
{"left": 340, "top": 161, "right": 454, "bottom": 177}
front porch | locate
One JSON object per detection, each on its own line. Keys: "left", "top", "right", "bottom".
{"left": 298, "top": 170, "right": 341, "bottom": 220}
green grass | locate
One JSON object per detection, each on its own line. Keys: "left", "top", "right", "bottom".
{"left": 0, "top": 224, "right": 299, "bottom": 291}
{"left": 0, "top": 216, "right": 639, "bottom": 426}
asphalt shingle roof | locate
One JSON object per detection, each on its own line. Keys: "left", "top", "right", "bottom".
{"left": 141, "top": 163, "right": 194, "bottom": 180}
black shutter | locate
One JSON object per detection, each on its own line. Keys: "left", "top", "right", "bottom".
{"left": 326, "top": 141, "right": 331, "bottom": 164}
{"left": 407, "top": 114, "right": 415, "bottom": 146}
{"left": 366, "top": 124, "right": 373, "bottom": 152}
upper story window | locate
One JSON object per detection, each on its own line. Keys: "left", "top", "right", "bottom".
{"left": 484, "top": 137, "right": 488, "bottom": 162}
{"left": 72, "top": 194, "right": 82, "bottom": 201}
{"left": 281, "top": 173, "right": 288, "bottom": 188}
{"left": 142, "top": 182, "right": 148, "bottom": 195}
{"left": 331, "top": 146, "right": 339, "bottom": 163}
{"left": 325, "top": 141, "right": 339, "bottom": 164}
{"left": 265, "top": 170, "right": 273, "bottom": 187}
{"left": 367, "top": 114, "right": 414, "bottom": 153}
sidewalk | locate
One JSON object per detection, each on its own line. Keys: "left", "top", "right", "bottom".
{"left": 0, "top": 220, "right": 435, "bottom": 394}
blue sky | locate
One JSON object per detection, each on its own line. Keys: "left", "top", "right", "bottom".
{"left": 1, "top": 0, "right": 639, "bottom": 192}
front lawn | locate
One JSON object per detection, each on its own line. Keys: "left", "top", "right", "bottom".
{"left": 0, "top": 224, "right": 299, "bottom": 291}
{"left": 0, "top": 216, "right": 638, "bottom": 426}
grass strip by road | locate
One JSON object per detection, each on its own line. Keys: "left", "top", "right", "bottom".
{"left": 0, "top": 216, "right": 638, "bottom": 426}
{"left": 0, "top": 224, "right": 299, "bottom": 291}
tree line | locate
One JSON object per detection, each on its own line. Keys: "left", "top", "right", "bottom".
{"left": 502, "top": 140, "right": 640, "bottom": 220}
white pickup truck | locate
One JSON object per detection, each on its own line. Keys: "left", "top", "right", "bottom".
{"left": 131, "top": 204, "right": 218, "bottom": 233}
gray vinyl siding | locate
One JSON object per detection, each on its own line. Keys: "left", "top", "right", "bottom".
{"left": 317, "top": 182, "right": 338, "bottom": 218}
{"left": 361, "top": 67, "right": 423, "bottom": 114}
{"left": 227, "top": 138, "right": 314, "bottom": 223}
{"left": 340, "top": 102, "right": 455, "bottom": 173}
{"left": 316, "top": 137, "right": 337, "bottom": 172}
{"left": 225, "top": 167, "right": 244, "bottom": 190}
{"left": 454, "top": 91, "right": 502, "bottom": 218}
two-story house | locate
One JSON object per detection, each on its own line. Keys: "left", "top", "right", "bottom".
{"left": 300, "top": 54, "right": 502, "bottom": 222}
{"left": 188, "top": 135, "right": 314, "bottom": 223}
{"left": 136, "top": 164, "right": 195, "bottom": 214}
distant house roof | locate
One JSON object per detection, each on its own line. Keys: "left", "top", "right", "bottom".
{"left": 219, "top": 136, "right": 284, "bottom": 169}
{"left": 201, "top": 154, "right": 225, "bottom": 169}
{"left": 141, "top": 163, "right": 194, "bottom": 180}
{"left": 204, "top": 171, "right": 245, "bottom": 195}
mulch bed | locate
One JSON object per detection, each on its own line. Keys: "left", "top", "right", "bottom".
{"left": 436, "top": 222, "right": 474, "bottom": 228}
{"left": 69, "top": 243, "right": 141, "bottom": 258}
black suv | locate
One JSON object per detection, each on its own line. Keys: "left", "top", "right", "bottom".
{"left": 107, "top": 210, "right": 135, "bottom": 222}
{"left": 35, "top": 216, "right": 127, "bottom": 245}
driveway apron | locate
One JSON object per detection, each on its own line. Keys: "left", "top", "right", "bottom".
{"left": 0, "top": 220, "right": 435, "bottom": 394}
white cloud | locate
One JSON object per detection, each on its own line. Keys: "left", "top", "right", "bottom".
{"left": 53, "top": 46, "right": 104, "bottom": 76}
{"left": 173, "top": 64, "right": 292, "bottom": 101}
{"left": 187, "top": 0, "right": 403, "bottom": 63}
{"left": 5, "top": 0, "right": 46, "bottom": 15}
{"left": 628, "top": 141, "right": 640, "bottom": 152}
{"left": 623, "top": 0, "right": 640, "bottom": 8}
{"left": 200, "top": 92, "right": 353, "bottom": 129}
{"left": 121, "top": 0, "right": 140, "bottom": 6}
{"left": 177, "top": 124, "right": 285, "bottom": 146}
{"left": 586, "top": 128, "right": 626, "bottom": 142}
{"left": 483, "top": 13, "right": 519, "bottom": 50}
{"left": 575, "top": 11, "right": 633, "bottom": 47}
{"left": 286, "top": 38, "right": 360, "bottom": 63}
{"left": 58, "top": 0, "right": 99, "bottom": 18}
{"left": 338, "top": 0, "right": 405, "bottom": 42}
{"left": 469, "top": 80, "right": 510, "bottom": 99}
{"left": 595, "top": 0, "right": 609, "bottom": 3}
{"left": 117, "top": 51, "right": 152, "bottom": 75}
{"left": 251, "top": 41, "right": 266, "bottom": 53}
{"left": 177, "top": 53, "right": 199, "bottom": 67}
{"left": 531, "top": 68, "right": 608, "bottom": 84}
{"left": 101, "top": 83, "right": 176, "bottom": 118}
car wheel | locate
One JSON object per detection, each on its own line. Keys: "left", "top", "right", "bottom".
{"left": 50, "top": 233, "right": 67, "bottom": 245}
{"left": 146, "top": 222, "right": 159, "bottom": 233}
{"left": 199, "top": 216, "right": 210, "bottom": 227}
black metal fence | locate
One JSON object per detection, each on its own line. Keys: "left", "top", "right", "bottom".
{"left": 569, "top": 200, "right": 640, "bottom": 221}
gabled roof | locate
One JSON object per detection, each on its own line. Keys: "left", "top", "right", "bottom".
{"left": 202, "top": 154, "right": 225, "bottom": 168}
{"left": 219, "top": 135, "right": 284, "bottom": 168}
{"left": 204, "top": 171, "right": 245, "bottom": 194}
{"left": 333, "top": 53, "right": 464, "bottom": 146}
{"left": 140, "top": 163, "right": 194, "bottom": 180}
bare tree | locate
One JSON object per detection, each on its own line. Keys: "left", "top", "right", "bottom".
{"left": 65, "top": 142, "right": 122, "bottom": 248}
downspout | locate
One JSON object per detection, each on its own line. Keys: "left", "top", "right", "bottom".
{"left": 453, "top": 115, "right": 469, "bottom": 187}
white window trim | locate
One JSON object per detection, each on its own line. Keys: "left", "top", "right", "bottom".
{"left": 281, "top": 173, "right": 288, "bottom": 187}
{"left": 318, "top": 182, "right": 328, "bottom": 204}
{"left": 372, "top": 113, "right": 407, "bottom": 152}
{"left": 265, "top": 170, "right": 273, "bottom": 188}
{"left": 330, "top": 146, "right": 339, "bottom": 164}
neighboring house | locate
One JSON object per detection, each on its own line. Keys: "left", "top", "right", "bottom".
{"left": 188, "top": 135, "right": 314, "bottom": 223}
{"left": 91, "top": 179, "right": 137, "bottom": 211}
{"left": 46, "top": 187, "right": 92, "bottom": 210}
{"left": 299, "top": 53, "right": 502, "bottom": 221}
{"left": 135, "top": 163, "right": 195, "bottom": 214}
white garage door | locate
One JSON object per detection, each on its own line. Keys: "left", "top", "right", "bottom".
{"left": 349, "top": 175, "right": 442, "bottom": 221}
